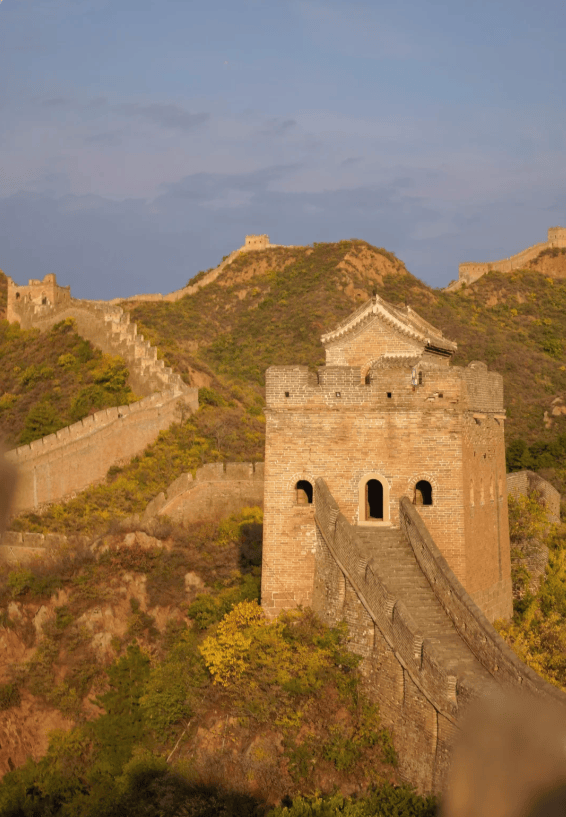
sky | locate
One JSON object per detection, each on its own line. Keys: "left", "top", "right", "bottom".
{"left": 1, "top": 0, "right": 566, "bottom": 300}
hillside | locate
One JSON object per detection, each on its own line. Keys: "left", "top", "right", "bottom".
{"left": 0, "top": 510, "right": 436, "bottom": 816}
{"left": 0, "top": 318, "right": 137, "bottom": 449}
{"left": 8, "top": 239, "right": 566, "bottom": 534}
{"left": 129, "top": 239, "right": 566, "bottom": 453}
{"left": 2, "top": 241, "right": 566, "bottom": 813}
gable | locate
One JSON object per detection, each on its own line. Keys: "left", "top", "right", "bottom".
{"left": 322, "top": 296, "right": 456, "bottom": 369}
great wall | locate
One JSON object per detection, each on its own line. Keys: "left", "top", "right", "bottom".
{"left": 1, "top": 234, "right": 286, "bottom": 514}
{"left": 449, "top": 225, "right": 566, "bottom": 290}
{"left": 2, "top": 234, "right": 566, "bottom": 795}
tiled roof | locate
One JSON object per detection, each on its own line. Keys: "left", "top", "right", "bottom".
{"left": 321, "top": 295, "right": 457, "bottom": 354}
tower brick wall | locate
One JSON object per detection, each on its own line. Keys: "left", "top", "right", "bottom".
{"left": 262, "top": 295, "right": 512, "bottom": 623}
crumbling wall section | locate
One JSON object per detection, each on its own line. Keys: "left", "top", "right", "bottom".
{"left": 507, "top": 470, "right": 561, "bottom": 525}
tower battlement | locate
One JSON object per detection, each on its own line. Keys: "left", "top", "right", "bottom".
{"left": 262, "top": 293, "right": 512, "bottom": 625}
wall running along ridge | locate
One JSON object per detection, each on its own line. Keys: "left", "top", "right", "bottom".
{"left": 0, "top": 461, "right": 264, "bottom": 562}
{"left": 448, "top": 226, "right": 566, "bottom": 290}
{"left": 102, "top": 235, "right": 298, "bottom": 304}
{"left": 5, "top": 276, "right": 198, "bottom": 515}
{"left": 312, "top": 478, "right": 566, "bottom": 793}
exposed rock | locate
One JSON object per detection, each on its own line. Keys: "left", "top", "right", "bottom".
{"left": 185, "top": 571, "right": 205, "bottom": 593}
{"left": 0, "top": 690, "right": 74, "bottom": 778}
{"left": 32, "top": 605, "right": 53, "bottom": 637}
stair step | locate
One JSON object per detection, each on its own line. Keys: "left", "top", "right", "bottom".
{"left": 353, "top": 524, "right": 494, "bottom": 683}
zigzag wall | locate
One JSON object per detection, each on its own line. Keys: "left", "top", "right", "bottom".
{"left": 8, "top": 294, "right": 188, "bottom": 398}
{"left": 312, "top": 478, "right": 565, "bottom": 793}
{"left": 5, "top": 283, "right": 198, "bottom": 516}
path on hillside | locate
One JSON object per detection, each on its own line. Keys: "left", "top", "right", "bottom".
{"left": 356, "top": 527, "right": 495, "bottom": 686}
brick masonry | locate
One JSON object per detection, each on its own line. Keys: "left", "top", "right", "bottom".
{"left": 4, "top": 274, "right": 198, "bottom": 514}
{"left": 262, "top": 295, "right": 512, "bottom": 623}
{"left": 312, "top": 479, "right": 565, "bottom": 793}
{"left": 449, "top": 226, "right": 566, "bottom": 290}
{"left": 259, "top": 293, "right": 564, "bottom": 793}
{"left": 507, "top": 469, "right": 561, "bottom": 524}
{"left": 0, "top": 461, "right": 264, "bottom": 562}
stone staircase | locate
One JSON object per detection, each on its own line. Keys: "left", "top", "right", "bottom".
{"left": 355, "top": 526, "right": 494, "bottom": 686}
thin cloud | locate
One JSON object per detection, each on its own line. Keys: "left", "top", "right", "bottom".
{"left": 84, "top": 130, "right": 122, "bottom": 146}
{"left": 341, "top": 157, "right": 362, "bottom": 166}
{"left": 43, "top": 97, "right": 71, "bottom": 107}
{"left": 115, "top": 103, "right": 210, "bottom": 132}
{"left": 259, "top": 118, "right": 297, "bottom": 137}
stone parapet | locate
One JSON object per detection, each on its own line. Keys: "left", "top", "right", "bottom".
{"left": 314, "top": 478, "right": 459, "bottom": 721}
{"left": 1, "top": 463, "right": 265, "bottom": 562}
{"left": 6, "top": 389, "right": 194, "bottom": 515}
{"left": 399, "top": 497, "right": 562, "bottom": 701}
{"left": 266, "top": 362, "right": 504, "bottom": 414}
{"left": 449, "top": 226, "right": 566, "bottom": 290}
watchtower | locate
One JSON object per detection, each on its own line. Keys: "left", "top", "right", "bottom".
{"left": 244, "top": 235, "right": 270, "bottom": 250}
{"left": 6, "top": 273, "right": 71, "bottom": 327}
{"left": 262, "top": 294, "right": 512, "bottom": 622}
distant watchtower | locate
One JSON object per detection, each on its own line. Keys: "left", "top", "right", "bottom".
{"left": 244, "top": 235, "right": 270, "bottom": 250}
{"left": 262, "top": 294, "right": 512, "bottom": 623}
{"left": 6, "top": 273, "right": 71, "bottom": 327}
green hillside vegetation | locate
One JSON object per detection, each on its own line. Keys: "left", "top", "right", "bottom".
{"left": 10, "top": 240, "right": 566, "bottom": 531}
{"left": 496, "top": 491, "right": 566, "bottom": 690}
{"left": 11, "top": 392, "right": 264, "bottom": 534}
{"left": 129, "top": 242, "right": 566, "bottom": 496}
{"left": 0, "top": 510, "right": 436, "bottom": 816}
{"left": 0, "top": 318, "right": 137, "bottom": 449}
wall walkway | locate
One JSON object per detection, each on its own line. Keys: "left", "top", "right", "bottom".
{"left": 6, "top": 297, "right": 198, "bottom": 515}
{"left": 0, "top": 461, "right": 264, "bottom": 562}
{"left": 312, "top": 478, "right": 565, "bottom": 793}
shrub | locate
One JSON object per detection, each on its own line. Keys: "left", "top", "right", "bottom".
{"left": 0, "top": 683, "right": 20, "bottom": 710}
{"left": 19, "top": 400, "right": 64, "bottom": 445}
{"left": 508, "top": 490, "right": 550, "bottom": 542}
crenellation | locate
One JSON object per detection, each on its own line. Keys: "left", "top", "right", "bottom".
{"left": 450, "top": 225, "right": 566, "bottom": 289}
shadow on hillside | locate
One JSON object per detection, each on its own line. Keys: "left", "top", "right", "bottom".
{"left": 238, "top": 521, "right": 263, "bottom": 572}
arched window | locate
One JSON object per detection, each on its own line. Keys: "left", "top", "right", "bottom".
{"left": 414, "top": 480, "right": 433, "bottom": 506}
{"left": 365, "top": 479, "right": 383, "bottom": 520}
{"left": 418, "top": 371, "right": 423, "bottom": 386}
{"left": 295, "top": 480, "right": 313, "bottom": 505}
{"left": 15, "top": 292, "right": 20, "bottom": 300}
{"left": 365, "top": 372, "right": 371, "bottom": 385}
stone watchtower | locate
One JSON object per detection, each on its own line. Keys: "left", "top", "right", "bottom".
{"left": 262, "top": 294, "right": 512, "bottom": 623}
{"left": 6, "top": 273, "right": 71, "bottom": 327}
{"left": 244, "top": 235, "right": 270, "bottom": 250}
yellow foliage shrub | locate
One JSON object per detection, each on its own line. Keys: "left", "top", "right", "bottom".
{"left": 199, "top": 600, "right": 265, "bottom": 685}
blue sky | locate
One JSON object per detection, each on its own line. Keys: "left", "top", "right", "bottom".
{"left": 1, "top": 0, "right": 565, "bottom": 299}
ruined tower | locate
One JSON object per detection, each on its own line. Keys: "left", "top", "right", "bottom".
{"left": 262, "top": 294, "right": 512, "bottom": 623}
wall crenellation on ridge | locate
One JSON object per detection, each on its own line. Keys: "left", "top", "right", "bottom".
{"left": 4, "top": 274, "right": 199, "bottom": 515}
{"left": 449, "top": 226, "right": 566, "bottom": 290}
{"left": 0, "top": 461, "right": 265, "bottom": 562}
{"left": 105, "top": 234, "right": 297, "bottom": 305}
{"left": 6, "top": 276, "right": 189, "bottom": 397}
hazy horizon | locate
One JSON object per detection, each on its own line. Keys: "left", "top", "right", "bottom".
{"left": 1, "top": 0, "right": 565, "bottom": 299}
